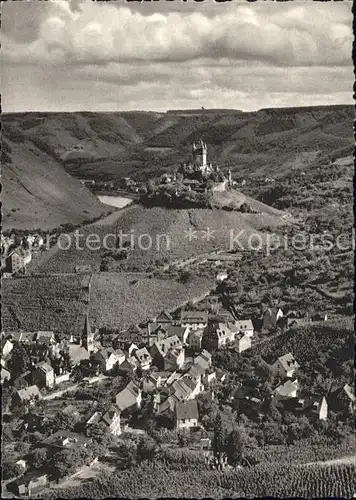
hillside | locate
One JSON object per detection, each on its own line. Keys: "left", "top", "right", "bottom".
{"left": 33, "top": 204, "right": 290, "bottom": 274}
{"left": 3, "top": 105, "right": 352, "bottom": 184}
{"left": 2, "top": 126, "right": 108, "bottom": 231}
{"left": 1, "top": 272, "right": 215, "bottom": 334}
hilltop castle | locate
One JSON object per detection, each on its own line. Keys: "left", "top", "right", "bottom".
{"left": 192, "top": 139, "right": 213, "bottom": 175}
{"left": 191, "top": 140, "right": 232, "bottom": 186}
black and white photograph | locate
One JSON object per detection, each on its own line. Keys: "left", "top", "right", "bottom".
{"left": 1, "top": 0, "right": 355, "bottom": 497}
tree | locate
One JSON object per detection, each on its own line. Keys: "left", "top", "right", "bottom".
{"left": 2, "top": 462, "right": 24, "bottom": 480}
{"left": 179, "top": 269, "right": 192, "bottom": 283}
{"left": 48, "top": 411, "right": 79, "bottom": 433}
{"left": 226, "top": 429, "right": 245, "bottom": 465}
{"left": 50, "top": 448, "right": 86, "bottom": 479}
{"left": 85, "top": 422, "right": 108, "bottom": 441}
{"left": 9, "top": 344, "right": 31, "bottom": 377}
{"left": 137, "top": 435, "right": 157, "bottom": 462}
{"left": 115, "top": 441, "right": 137, "bottom": 469}
{"left": 212, "top": 412, "right": 225, "bottom": 457}
{"left": 31, "top": 448, "right": 48, "bottom": 469}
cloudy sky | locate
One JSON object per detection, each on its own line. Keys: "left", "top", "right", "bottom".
{"left": 2, "top": 0, "right": 353, "bottom": 112}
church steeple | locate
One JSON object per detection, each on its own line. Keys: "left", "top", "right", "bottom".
{"left": 82, "top": 313, "right": 94, "bottom": 352}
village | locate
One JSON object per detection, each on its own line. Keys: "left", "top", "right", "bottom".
{"left": 2, "top": 284, "right": 354, "bottom": 498}
{"left": 1, "top": 141, "right": 355, "bottom": 497}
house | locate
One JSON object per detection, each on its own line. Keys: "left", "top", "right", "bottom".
{"left": 1, "top": 338, "right": 14, "bottom": 358}
{"left": 171, "top": 379, "right": 194, "bottom": 401}
{"left": 150, "top": 335, "right": 183, "bottom": 368}
{"left": 101, "top": 405, "right": 122, "bottom": 436}
{"left": 186, "top": 329, "right": 204, "bottom": 351}
{"left": 231, "top": 386, "right": 264, "bottom": 408}
{"left": 93, "top": 348, "right": 124, "bottom": 373}
{"left": 303, "top": 396, "right": 328, "bottom": 421}
{"left": 202, "top": 369, "right": 216, "bottom": 388}
{"left": 128, "top": 343, "right": 139, "bottom": 357}
{"left": 180, "top": 310, "right": 208, "bottom": 331}
{"left": 157, "top": 395, "right": 178, "bottom": 422}
{"left": 328, "top": 384, "right": 355, "bottom": 413}
{"left": 188, "top": 363, "right": 205, "bottom": 383}
{"left": 235, "top": 319, "right": 254, "bottom": 338}
{"left": 175, "top": 400, "right": 199, "bottom": 430}
{"left": 7, "top": 472, "right": 48, "bottom": 498}
{"left": 41, "top": 430, "right": 90, "bottom": 451}
{"left": 155, "top": 311, "right": 174, "bottom": 324}
{"left": 142, "top": 373, "right": 161, "bottom": 393}
{"left": 119, "top": 356, "right": 138, "bottom": 374}
{"left": 194, "top": 349, "right": 212, "bottom": 370}
{"left": 134, "top": 347, "right": 152, "bottom": 370}
{"left": 181, "top": 374, "right": 203, "bottom": 399}
{"left": 275, "top": 379, "right": 299, "bottom": 399}
{"left": 113, "top": 325, "right": 143, "bottom": 350}
{"left": 85, "top": 411, "right": 102, "bottom": 431}
{"left": 5, "top": 247, "right": 32, "bottom": 274}
{"left": 311, "top": 313, "right": 328, "bottom": 322}
{"left": 34, "top": 331, "right": 56, "bottom": 345}
{"left": 273, "top": 353, "right": 300, "bottom": 379}
{"left": 13, "top": 385, "right": 42, "bottom": 406}
{"left": 20, "top": 412, "right": 49, "bottom": 433}
{"left": 32, "top": 361, "right": 55, "bottom": 389}
{"left": 164, "top": 348, "right": 185, "bottom": 371}
{"left": 9, "top": 331, "right": 35, "bottom": 343}
{"left": 162, "top": 324, "right": 190, "bottom": 345}
{"left": 115, "top": 381, "right": 142, "bottom": 413}
{"left": 12, "top": 371, "right": 32, "bottom": 390}
{"left": 1, "top": 367, "right": 11, "bottom": 384}
{"left": 235, "top": 332, "right": 251, "bottom": 353}
{"left": 67, "top": 344, "right": 90, "bottom": 366}
{"left": 144, "top": 371, "right": 167, "bottom": 391}
{"left": 145, "top": 323, "right": 168, "bottom": 347}
{"left": 216, "top": 270, "right": 228, "bottom": 283}
{"left": 202, "top": 320, "right": 236, "bottom": 350}
{"left": 262, "top": 307, "right": 284, "bottom": 330}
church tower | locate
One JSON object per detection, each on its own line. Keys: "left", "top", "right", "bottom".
{"left": 82, "top": 313, "right": 95, "bottom": 353}
{"left": 192, "top": 139, "right": 207, "bottom": 171}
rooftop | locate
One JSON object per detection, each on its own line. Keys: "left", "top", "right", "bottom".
{"left": 176, "top": 400, "right": 199, "bottom": 420}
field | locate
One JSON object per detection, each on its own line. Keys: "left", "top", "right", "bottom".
{"left": 34, "top": 204, "right": 290, "bottom": 274}
{"left": 41, "top": 459, "right": 356, "bottom": 499}
{"left": 1, "top": 271, "right": 215, "bottom": 335}
{"left": 89, "top": 272, "right": 215, "bottom": 330}
{"left": 2, "top": 275, "right": 90, "bottom": 336}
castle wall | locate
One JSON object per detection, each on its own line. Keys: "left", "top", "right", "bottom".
{"left": 211, "top": 180, "right": 227, "bottom": 192}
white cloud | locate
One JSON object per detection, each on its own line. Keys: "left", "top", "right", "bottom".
{"left": 1, "top": 0, "right": 353, "bottom": 112}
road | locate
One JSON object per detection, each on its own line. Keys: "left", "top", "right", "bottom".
{"left": 301, "top": 455, "right": 356, "bottom": 467}
{"left": 42, "top": 383, "right": 80, "bottom": 400}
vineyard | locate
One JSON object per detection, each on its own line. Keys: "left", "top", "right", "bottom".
{"left": 2, "top": 275, "right": 89, "bottom": 337}
{"left": 36, "top": 204, "right": 287, "bottom": 274}
{"left": 215, "top": 463, "right": 356, "bottom": 498}
{"left": 41, "top": 460, "right": 356, "bottom": 499}
{"left": 89, "top": 272, "right": 214, "bottom": 331}
{"left": 260, "top": 318, "right": 353, "bottom": 364}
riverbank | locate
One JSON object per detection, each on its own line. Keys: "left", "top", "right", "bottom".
{"left": 97, "top": 195, "right": 134, "bottom": 209}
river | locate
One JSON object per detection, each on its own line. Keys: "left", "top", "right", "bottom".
{"left": 97, "top": 195, "right": 133, "bottom": 209}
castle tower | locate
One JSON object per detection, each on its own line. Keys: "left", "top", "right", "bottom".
{"left": 192, "top": 139, "right": 207, "bottom": 171}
